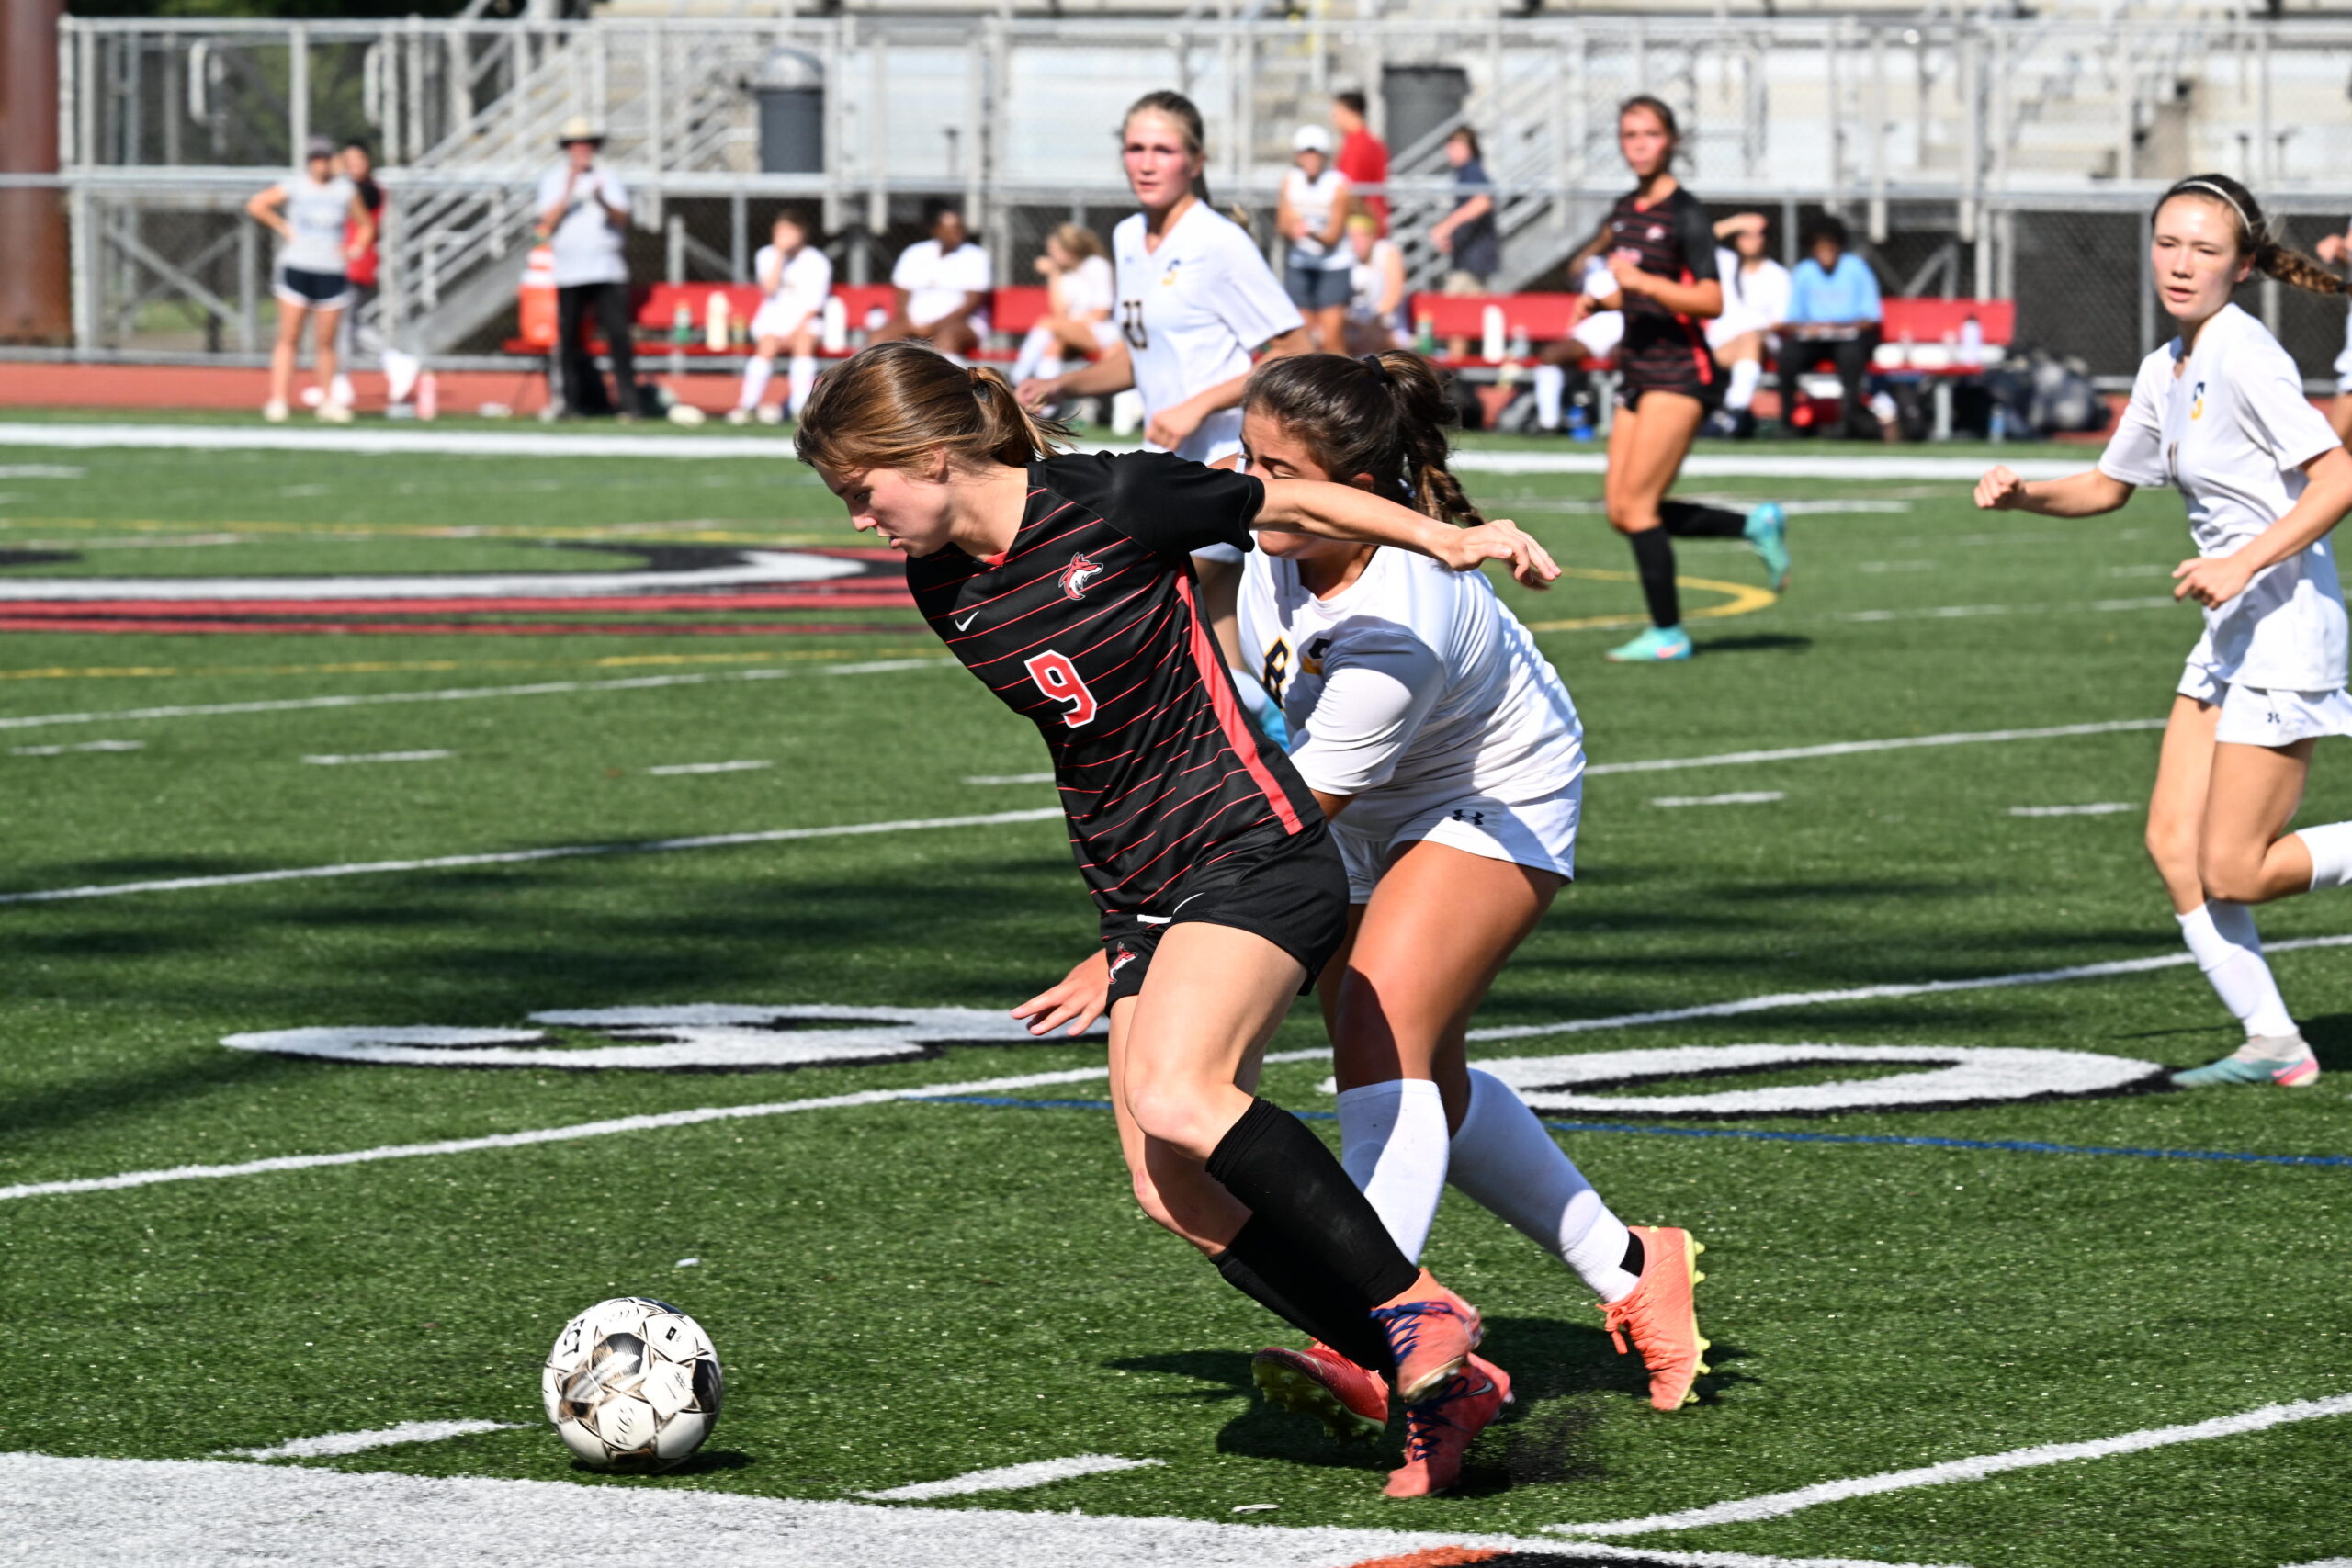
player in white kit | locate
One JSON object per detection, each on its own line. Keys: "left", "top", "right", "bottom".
{"left": 729, "top": 212, "right": 832, "bottom": 425}
{"left": 1016, "top": 91, "right": 1312, "bottom": 727}
{"left": 1977, "top": 174, "right": 2352, "bottom": 1089}
{"left": 245, "top": 137, "right": 372, "bottom": 424}
{"left": 1009, "top": 224, "right": 1119, "bottom": 392}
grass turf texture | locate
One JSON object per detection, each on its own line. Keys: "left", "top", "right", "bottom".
{"left": 1, "top": 423, "right": 2346, "bottom": 1568}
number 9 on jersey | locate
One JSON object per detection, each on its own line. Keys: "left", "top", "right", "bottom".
{"left": 1025, "top": 649, "right": 1099, "bottom": 728}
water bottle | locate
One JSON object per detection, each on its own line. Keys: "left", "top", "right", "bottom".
{"left": 672, "top": 302, "right": 694, "bottom": 347}
{"left": 1958, "top": 314, "right": 1985, "bottom": 370}
{"left": 1988, "top": 402, "right": 2008, "bottom": 443}
{"left": 1415, "top": 313, "right": 1436, "bottom": 355}
{"left": 705, "top": 291, "right": 730, "bottom": 352}
{"left": 416, "top": 373, "right": 438, "bottom": 423}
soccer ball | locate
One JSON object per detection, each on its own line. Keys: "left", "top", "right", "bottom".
{"left": 542, "top": 1296, "right": 723, "bottom": 1472}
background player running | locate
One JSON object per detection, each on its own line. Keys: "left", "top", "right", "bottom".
{"left": 1976, "top": 174, "right": 2352, "bottom": 1089}
{"left": 1569, "top": 96, "right": 1786, "bottom": 663}
{"left": 728, "top": 211, "right": 831, "bottom": 426}
{"left": 797, "top": 342, "right": 1558, "bottom": 1495}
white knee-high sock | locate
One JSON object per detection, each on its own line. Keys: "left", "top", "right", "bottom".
{"left": 1336, "top": 1078, "right": 1450, "bottom": 1265}
{"left": 1011, "top": 323, "right": 1055, "bottom": 385}
{"left": 1726, "top": 357, "right": 1762, "bottom": 412}
{"left": 787, "top": 355, "right": 818, "bottom": 417}
{"left": 736, "top": 356, "right": 774, "bottom": 412}
{"left": 1532, "top": 363, "right": 1565, "bottom": 430}
{"left": 1447, "top": 1068, "right": 1638, "bottom": 1302}
{"left": 2178, "top": 902, "right": 2297, "bottom": 1038}
{"left": 2297, "top": 820, "right": 2352, "bottom": 889}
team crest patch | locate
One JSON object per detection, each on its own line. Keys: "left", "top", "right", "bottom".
{"left": 1108, "top": 948, "right": 1138, "bottom": 980}
{"left": 2190, "top": 380, "right": 2206, "bottom": 420}
{"left": 1058, "top": 552, "right": 1107, "bottom": 601}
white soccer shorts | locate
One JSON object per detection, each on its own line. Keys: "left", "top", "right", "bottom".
{"left": 2178, "top": 651, "right": 2352, "bottom": 747}
{"left": 1331, "top": 783, "right": 1580, "bottom": 903}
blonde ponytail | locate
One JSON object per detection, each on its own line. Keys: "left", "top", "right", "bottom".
{"left": 796, "top": 342, "right": 1070, "bottom": 476}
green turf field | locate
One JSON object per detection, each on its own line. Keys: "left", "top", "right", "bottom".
{"left": 1, "top": 421, "right": 2346, "bottom": 1568}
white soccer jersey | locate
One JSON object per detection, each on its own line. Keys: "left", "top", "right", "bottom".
{"left": 281, "top": 174, "right": 356, "bottom": 276}
{"left": 892, "top": 238, "right": 992, "bottom": 328}
{"left": 1238, "top": 541, "right": 1585, "bottom": 842}
{"left": 1709, "top": 252, "right": 1791, "bottom": 350}
{"left": 1113, "top": 203, "right": 1305, "bottom": 463}
{"left": 1282, "top": 167, "right": 1351, "bottom": 270}
{"left": 1059, "top": 254, "right": 1114, "bottom": 319}
{"left": 2100, "top": 301, "right": 2348, "bottom": 693}
{"left": 753, "top": 243, "right": 833, "bottom": 334}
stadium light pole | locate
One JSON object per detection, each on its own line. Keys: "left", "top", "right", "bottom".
{"left": 0, "top": 0, "right": 71, "bottom": 344}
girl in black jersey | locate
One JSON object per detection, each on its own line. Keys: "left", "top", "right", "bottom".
{"left": 1571, "top": 96, "right": 1791, "bottom": 663}
{"left": 796, "top": 341, "right": 1559, "bottom": 1488}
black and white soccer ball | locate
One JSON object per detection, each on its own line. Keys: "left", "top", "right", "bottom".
{"left": 542, "top": 1296, "right": 723, "bottom": 1472}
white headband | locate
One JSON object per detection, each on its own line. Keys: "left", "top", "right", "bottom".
{"left": 2176, "top": 179, "right": 2263, "bottom": 245}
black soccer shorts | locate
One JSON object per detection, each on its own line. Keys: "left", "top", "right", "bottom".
{"left": 1099, "top": 819, "right": 1350, "bottom": 1009}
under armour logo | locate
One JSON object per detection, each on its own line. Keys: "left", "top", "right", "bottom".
{"left": 1452, "top": 808, "right": 1487, "bottom": 826}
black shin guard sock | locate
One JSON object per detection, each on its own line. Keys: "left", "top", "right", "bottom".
{"left": 1620, "top": 1231, "right": 1647, "bottom": 1280}
{"left": 1216, "top": 1218, "right": 1397, "bottom": 1376}
{"left": 1205, "top": 1098, "right": 1420, "bottom": 1310}
{"left": 1659, "top": 499, "right": 1748, "bottom": 537}
{"left": 1628, "top": 527, "right": 1680, "bottom": 628}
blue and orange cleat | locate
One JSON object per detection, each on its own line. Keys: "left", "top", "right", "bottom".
{"left": 2173, "top": 1033, "right": 2320, "bottom": 1088}
{"left": 1252, "top": 1341, "right": 1388, "bottom": 1442}
{"left": 1384, "top": 1353, "right": 1514, "bottom": 1498}
{"left": 1371, "top": 1269, "right": 1483, "bottom": 1403}
{"left": 1605, "top": 625, "right": 1694, "bottom": 663}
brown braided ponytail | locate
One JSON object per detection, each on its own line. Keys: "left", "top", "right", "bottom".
{"left": 2156, "top": 174, "right": 2351, "bottom": 298}
{"left": 795, "top": 341, "right": 1070, "bottom": 476}
{"left": 1240, "top": 350, "right": 1484, "bottom": 525}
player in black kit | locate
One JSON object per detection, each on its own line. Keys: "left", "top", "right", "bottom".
{"left": 1572, "top": 95, "right": 1791, "bottom": 663}
{"left": 796, "top": 341, "right": 1559, "bottom": 1491}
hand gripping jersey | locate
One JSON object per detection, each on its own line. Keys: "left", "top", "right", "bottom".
{"left": 1238, "top": 540, "right": 1585, "bottom": 846}
{"left": 906, "top": 452, "right": 1321, "bottom": 917}
{"left": 752, "top": 243, "right": 833, "bottom": 338}
{"left": 1112, "top": 203, "right": 1305, "bottom": 463}
{"left": 1598, "top": 187, "right": 1719, "bottom": 391}
{"left": 2099, "top": 301, "right": 2348, "bottom": 693}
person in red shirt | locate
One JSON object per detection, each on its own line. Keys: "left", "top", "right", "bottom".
{"left": 1330, "top": 92, "right": 1388, "bottom": 238}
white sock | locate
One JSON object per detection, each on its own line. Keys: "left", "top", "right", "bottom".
{"left": 1726, "top": 358, "right": 1762, "bottom": 412}
{"left": 1447, "top": 1068, "right": 1639, "bottom": 1302}
{"left": 1110, "top": 389, "right": 1143, "bottom": 435}
{"left": 1336, "top": 1079, "right": 1450, "bottom": 1265}
{"left": 1011, "top": 323, "right": 1055, "bottom": 385}
{"left": 328, "top": 372, "right": 354, "bottom": 409}
{"left": 2297, "top": 820, "right": 2352, "bottom": 890}
{"left": 736, "top": 356, "right": 774, "bottom": 412}
{"left": 2178, "top": 902, "right": 2297, "bottom": 1039}
{"left": 787, "top": 355, "right": 818, "bottom": 417}
{"left": 1532, "top": 363, "right": 1565, "bottom": 430}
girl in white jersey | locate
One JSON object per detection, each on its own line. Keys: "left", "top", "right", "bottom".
{"left": 1977, "top": 174, "right": 2352, "bottom": 1089}
{"left": 1016, "top": 90, "right": 1311, "bottom": 723}
{"left": 729, "top": 211, "right": 831, "bottom": 425}
{"left": 1009, "top": 223, "right": 1118, "bottom": 392}
{"left": 245, "top": 138, "right": 372, "bottom": 424}
{"left": 1015, "top": 351, "right": 1709, "bottom": 1496}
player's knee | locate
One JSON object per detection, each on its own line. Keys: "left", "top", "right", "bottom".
{"left": 1605, "top": 501, "right": 1652, "bottom": 536}
{"left": 1122, "top": 1077, "right": 1211, "bottom": 1155}
{"left": 2143, "top": 817, "right": 2196, "bottom": 876}
{"left": 2199, "top": 847, "right": 2267, "bottom": 906}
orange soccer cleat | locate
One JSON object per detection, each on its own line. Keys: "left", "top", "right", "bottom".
{"left": 1371, "top": 1268, "right": 1483, "bottom": 1403}
{"left": 1600, "top": 1225, "right": 1712, "bottom": 1411}
{"left": 1252, "top": 1341, "right": 1389, "bottom": 1442}
{"left": 1383, "top": 1353, "right": 1513, "bottom": 1498}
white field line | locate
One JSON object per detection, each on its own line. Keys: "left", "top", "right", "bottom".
{"left": 1549, "top": 1391, "right": 2352, "bottom": 1540}
{"left": 0, "top": 807, "right": 1063, "bottom": 907}
{"left": 8, "top": 739, "right": 142, "bottom": 756}
{"left": 1830, "top": 596, "right": 2176, "bottom": 626}
{"left": 1651, "top": 792, "right": 1785, "bottom": 807}
{"left": 645, "top": 759, "right": 771, "bottom": 776}
{"left": 219, "top": 1420, "right": 519, "bottom": 1461}
{"left": 1452, "top": 449, "right": 2084, "bottom": 482}
{"left": 301, "top": 750, "right": 453, "bottom": 766}
{"left": 1582, "top": 717, "right": 2165, "bottom": 779}
{"left": 967, "top": 770, "right": 1057, "bottom": 784}
{"left": 1461, "top": 931, "right": 2352, "bottom": 1044}
{"left": 0, "top": 657, "right": 955, "bottom": 733}
{"left": 858, "top": 1455, "right": 1165, "bottom": 1501}
{"left": 2009, "top": 802, "right": 2137, "bottom": 817}
{"left": 0, "top": 1452, "right": 1962, "bottom": 1568}
{"left": 0, "top": 463, "right": 85, "bottom": 478}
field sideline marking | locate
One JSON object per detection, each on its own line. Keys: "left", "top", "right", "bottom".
{"left": 0, "top": 716, "right": 2169, "bottom": 906}
{"left": 0, "top": 419, "right": 2082, "bottom": 482}
{"left": 219, "top": 1420, "right": 519, "bottom": 1461}
{"left": 0, "top": 656, "right": 956, "bottom": 733}
{"left": 0, "top": 1452, "right": 1957, "bottom": 1568}
{"left": 857, "top": 1455, "right": 1164, "bottom": 1501}
{"left": 1547, "top": 1391, "right": 2352, "bottom": 1539}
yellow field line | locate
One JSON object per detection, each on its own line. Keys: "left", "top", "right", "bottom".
{"left": 1521, "top": 566, "right": 1778, "bottom": 633}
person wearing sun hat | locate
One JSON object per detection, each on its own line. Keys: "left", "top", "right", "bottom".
{"left": 535, "top": 116, "right": 642, "bottom": 418}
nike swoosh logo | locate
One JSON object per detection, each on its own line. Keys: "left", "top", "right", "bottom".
{"left": 953, "top": 612, "right": 979, "bottom": 630}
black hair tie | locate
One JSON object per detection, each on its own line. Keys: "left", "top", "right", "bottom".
{"left": 1358, "top": 354, "right": 1392, "bottom": 386}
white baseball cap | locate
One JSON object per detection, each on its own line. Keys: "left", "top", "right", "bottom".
{"left": 1293, "top": 125, "right": 1333, "bottom": 155}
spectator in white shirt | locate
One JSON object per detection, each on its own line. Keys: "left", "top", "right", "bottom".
{"left": 872, "top": 207, "right": 992, "bottom": 356}
{"left": 1704, "top": 212, "right": 1792, "bottom": 439}
{"left": 534, "top": 118, "right": 640, "bottom": 419}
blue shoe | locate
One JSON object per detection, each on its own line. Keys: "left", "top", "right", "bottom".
{"left": 2172, "top": 1033, "right": 2319, "bottom": 1088}
{"left": 1605, "top": 625, "right": 1694, "bottom": 663}
{"left": 1743, "top": 502, "right": 1791, "bottom": 592}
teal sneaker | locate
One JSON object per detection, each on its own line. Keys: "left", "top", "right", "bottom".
{"left": 1606, "top": 625, "right": 1694, "bottom": 663}
{"left": 2172, "top": 1033, "right": 2320, "bottom": 1088}
{"left": 1743, "top": 502, "right": 1791, "bottom": 592}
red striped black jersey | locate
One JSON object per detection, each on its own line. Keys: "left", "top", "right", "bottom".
{"left": 907, "top": 451, "right": 1321, "bottom": 918}
{"left": 1600, "top": 186, "right": 1719, "bottom": 382}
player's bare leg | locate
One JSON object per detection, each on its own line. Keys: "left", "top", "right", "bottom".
{"left": 1603, "top": 395, "right": 1708, "bottom": 660}
{"left": 266, "top": 300, "right": 308, "bottom": 421}
{"left": 311, "top": 306, "right": 349, "bottom": 421}
{"left": 2200, "top": 738, "right": 2317, "bottom": 904}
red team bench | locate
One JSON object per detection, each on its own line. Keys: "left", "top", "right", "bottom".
{"left": 509, "top": 275, "right": 1055, "bottom": 363}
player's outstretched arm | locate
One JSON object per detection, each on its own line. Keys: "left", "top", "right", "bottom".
{"left": 1011, "top": 949, "right": 1112, "bottom": 1038}
{"left": 1254, "top": 478, "right": 1562, "bottom": 589}
{"left": 2174, "top": 445, "right": 2352, "bottom": 608}
{"left": 1973, "top": 465, "right": 2133, "bottom": 517}
{"left": 1023, "top": 340, "right": 1136, "bottom": 407}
